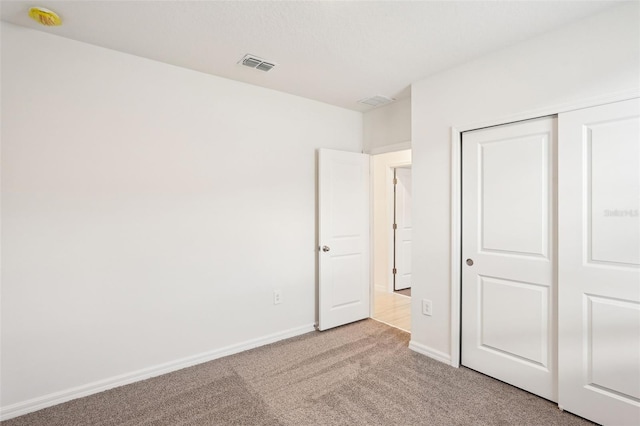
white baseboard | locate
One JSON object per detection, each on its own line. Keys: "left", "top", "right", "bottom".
{"left": 408, "top": 340, "right": 453, "bottom": 366}
{"left": 374, "top": 284, "right": 387, "bottom": 292}
{"left": 0, "top": 323, "right": 315, "bottom": 421}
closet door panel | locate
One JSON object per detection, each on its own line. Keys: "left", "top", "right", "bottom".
{"left": 462, "top": 117, "right": 557, "bottom": 401}
{"left": 558, "top": 98, "right": 640, "bottom": 426}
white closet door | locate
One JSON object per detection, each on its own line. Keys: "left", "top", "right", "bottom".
{"left": 558, "top": 98, "right": 640, "bottom": 426}
{"left": 462, "top": 117, "right": 557, "bottom": 401}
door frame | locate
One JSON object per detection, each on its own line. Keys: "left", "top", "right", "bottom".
{"left": 384, "top": 161, "right": 412, "bottom": 295}
{"left": 368, "top": 150, "right": 412, "bottom": 317}
{"left": 449, "top": 89, "right": 639, "bottom": 368}
{"left": 391, "top": 165, "right": 412, "bottom": 292}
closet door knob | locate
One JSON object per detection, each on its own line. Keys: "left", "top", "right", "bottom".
{"left": 322, "top": 246, "right": 331, "bottom": 252}
{"left": 466, "top": 259, "right": 474, "bottom": 266}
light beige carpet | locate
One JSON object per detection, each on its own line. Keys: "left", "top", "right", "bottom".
{"left": 4, "top": 320, "right": 592, "bottom": 425}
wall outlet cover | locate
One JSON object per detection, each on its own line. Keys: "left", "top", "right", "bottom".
{"left": 422, "top": 299, "right": 432, "bottom": 316}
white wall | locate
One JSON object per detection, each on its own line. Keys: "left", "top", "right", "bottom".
{"left": 0, "top": 23, "right": 362, "bottom": 415}
{"left": 363, "top": 98, "right": 411, "bottom": 154}
{"left": 365, "top": 96, "right": 412, "bottom": 292}
{"left": 410, "top": 3, "right": 640, "bottom": 361}
{"left": 371, "top": 150, "right": 412, "bottom": 292}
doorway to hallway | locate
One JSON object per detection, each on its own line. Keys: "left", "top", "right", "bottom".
{"left": 371, "top": 150, "right": 411, "bottom": 332}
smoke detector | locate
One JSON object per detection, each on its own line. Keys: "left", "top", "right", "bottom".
{"left": 238, "top": 54, "right": 276, "bottom": 72}
{"left": 358, "top": 95, "right": 395, "bottom": 107}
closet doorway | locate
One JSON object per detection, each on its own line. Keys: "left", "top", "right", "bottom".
{"left": 458, "top": 98, "right": 640, "bottom": 425}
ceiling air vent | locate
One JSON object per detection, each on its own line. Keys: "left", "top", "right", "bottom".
{"left": 358, "top": 95, "right": 395, "bottom": 107}
{"left": 239, "top": 54, "right": 276, "bottom": 72}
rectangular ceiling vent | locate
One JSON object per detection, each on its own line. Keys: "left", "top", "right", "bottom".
{"left": 239, "top": 54, "right": 276, "bottom": 72}
{"left": 358, "top": 95, "right": 395, "bottom": 107}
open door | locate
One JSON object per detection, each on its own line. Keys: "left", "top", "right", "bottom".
{"left": 394, "top": 167, "right": 412, "bottom": 291}
{"left": 318, "top": 149, "right": 370, "bottom": 331}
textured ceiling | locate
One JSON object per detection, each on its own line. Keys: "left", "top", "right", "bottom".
{"left": 0, "top": 1, "right": 624, "bottom": 111}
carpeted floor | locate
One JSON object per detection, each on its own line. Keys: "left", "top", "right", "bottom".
{"left": 4, "top": 319, "right": 592, "bottom": 425}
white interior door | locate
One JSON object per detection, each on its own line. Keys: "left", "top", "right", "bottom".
{"left": 462, "top": 117, "right": 557, "bottom": 401}
{"left": 558, "top": 99, "right": 640, "bottom": 426}
{"left": 318, "top": 149, "right": 370, "bottom": 331}
{"left": 394, "top": 167, "right": 412, "bottom": 291}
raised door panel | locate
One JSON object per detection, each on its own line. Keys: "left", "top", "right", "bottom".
{"left": 586, "top": 296, "right": 640, "bottom": 400}
{"left": 479, "top": 276, "right": 549, "bottom": 367}
{"left": 587, "top": 117, "right": 640, "bottom": 266}
{"left": 480, "top": 134, "right": 550, "bottom": 258}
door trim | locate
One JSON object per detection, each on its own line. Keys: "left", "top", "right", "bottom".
{"left": 368, "top": 153, "right": 412, "bottom": 317}
{"left": 449, "top": 89, "right": 639, "bottom": 368}
{"left": 388, "top": 163, "right": 412, "bottom": 293}
{"left": 392, "top": 166, "right": 412, "bottom": 292}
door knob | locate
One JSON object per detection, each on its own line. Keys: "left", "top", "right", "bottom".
{"left": 466, "top": 259, "right": 474, "bottom": 266}
{"left": 322, "top": 246, "right": 330, "bottom": 252}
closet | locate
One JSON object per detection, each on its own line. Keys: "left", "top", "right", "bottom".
{"left": 461, "top": 98, "right": 639, "bottom": 426}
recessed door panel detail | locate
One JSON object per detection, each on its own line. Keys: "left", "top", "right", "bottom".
{"left": 399, "top": 172, "right": 412, "bottom": 228}
{"left": 586, "top": 118, "right": 640, "bottom": 267}
{"left": 330, "top": 161, "right": 366, "bottom": 238}
{"left": 479, "top": 133, "right": 550, "bottom": 258}
{"left": 330, "top": 254, "right": 363, "bottom": 309}
{"left": 585, "top": 295, "right": 640, "bottom": 402}
{"left": 479, "top": 276, "right": 548, "bottom": 367}
{"left": 399, "top": 241, "right": 412, "bottom": 276}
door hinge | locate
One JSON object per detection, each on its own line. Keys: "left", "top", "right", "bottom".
{"left": 393, "top": 177, "right": 398, "bottom": 185}
{"left": 392, "top": 268, "right": 397, "bottom": 275}
{"left": 393, "top": 223, "right": 397, "bottom": 230}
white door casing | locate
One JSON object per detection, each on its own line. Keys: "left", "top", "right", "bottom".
{"left": 318, "top": 149, "right": 370, "bottom": 331}
{"left": 558, "top": 99, "right": 640, "bottom": 426}
{"left": 394, "top": 167, "right": 412, "bottom": 291}
{"left": 462, "top": 117, "right": 557, "bottom": 401}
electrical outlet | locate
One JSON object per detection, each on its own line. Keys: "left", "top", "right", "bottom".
{"left": 422, "top": 299, "right": 432, "bottom": 316}
{"left": 273, "top": 289, "right": 282, "bottom": 305}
